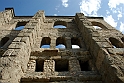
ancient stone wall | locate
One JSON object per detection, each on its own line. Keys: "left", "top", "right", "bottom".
{"left": 0, "top": 8, "right": 123, "bottom": 83}
{"left": 75, "top": 13, "right": 124, "bottom": 83}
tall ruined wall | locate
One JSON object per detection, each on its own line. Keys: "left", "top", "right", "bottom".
{"left": 75, "top": 13, "right": 124, "bottom": 83}
{"left": 0, "top": 8, "right": 44, "bottom": 83}
{"left": 0, "top": 8, "right": 124, "bottom": 83}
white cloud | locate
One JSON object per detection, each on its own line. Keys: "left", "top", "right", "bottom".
{"left": 55, "top": 8, "right": 57, "bottom": 10}
{"left": 104, "top": 15, "right": 117, "bottom": 27}
{"left": 106, "top": 10, "right": 110, "bottom": 14}
{"left": 112, "top": 9, "right": 117, "bottom": 13}
{"left": 55, "top": 5, "right": 60, "bottom": 10}
{"left": 120, "top": 22, "right": 124, "bottom": 33}
{"left": 54, "top": 14, "right": 57, "bottom": 16}
{"left": 117, "top": 10, "right": 122, "bottom": 20}
{"left": 79, "top": 0, "right": 101, "bottom": 16}
{"left": 108, "top": 0, "right": 124, "bottom": 9}
{"left": 61, "top": 0, "right": 69, "bottom": 7}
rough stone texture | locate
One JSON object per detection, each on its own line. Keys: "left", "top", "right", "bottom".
{"left": 0, "top": 8, "right": 124, "bottom": 83}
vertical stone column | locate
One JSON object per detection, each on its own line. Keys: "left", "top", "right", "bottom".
{"left": 50, "top": 37, "right": 56, "bottom": 49}
{"left": 0, "top": 8, "right": 14, "bottom": 27}
{"left": 27, "top": 60, "right": 36, "bottom": 72}
{"left": 43, "top": 60, "right": 55, "bottom": 77}
{"left": 65, "top": 37, "right": 72, "bottom": 49}
{"left": 78, "top": 37, "right": 86, "bottom": 49}
{"left": 69, "top": 57, "right": 81, "bottom": 76}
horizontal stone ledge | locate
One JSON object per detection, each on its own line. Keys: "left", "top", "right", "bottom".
{"left": 107, "top": 48, "right": 124, "bottom": 55}
{"left": 20, "top": 81, "right": 102, "bottom": 83}
{"left": 8, "top": 42, "right": 25, "bottom": 49}
{"left": 21, "top": 76, "right": 72, "bottom": 82}
{"left": 78, "top": 71, "right": 100, "bottom": 75}
{"left": 30, "top": 50, "right": 90, "bottom": 58}
{"left": 78, "top": 75, "right": 102, "bottom": 81}
{"left": 50, "top": 76, "right": 72, "bottom": 82}
{"left": 21, "top": 75, "right": 101, "bottom": 82}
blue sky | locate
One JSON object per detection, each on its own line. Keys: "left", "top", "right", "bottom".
{"left": 0, "top": 0, "right": 124, "bottom": 33}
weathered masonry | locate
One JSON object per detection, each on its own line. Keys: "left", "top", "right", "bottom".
{"left": 0, "top": 8, "right": 124, "bottom": 83}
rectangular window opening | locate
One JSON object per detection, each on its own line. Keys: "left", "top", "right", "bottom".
{"left": 55, "top": 59, "right": 69, "bottom": 72}
{"left": 35, "top": 59, "right": 44, "bottom": 72}
{"left": 79, "top": 60, "right": 90, "bottom": 71}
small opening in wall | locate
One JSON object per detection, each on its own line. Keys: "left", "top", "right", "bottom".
{"left": 56, "top": 37, "right": 66, "bottom": 49}
{"left": 15, "top": 26, "right": 24, "bottom": 30}
{"left": 79, "top": 60, "right": 90, "bottom": 71}
{"left": 0, "top": 37, "right": 9, "bottom": 48}
{"left": 72, "top": 45, "right": 80, "bottom": 49}
{"left": 109, "top": 37, "right": 124, "bottom": 48}
{"left": 54, "top": 25, "right": 66, "bottom": 28}
{"left": 41, "top": 45, "right": 50, "bottom": 48}
{"left": 56, "top": 44, "right": 66, "bottom": 49}
{"left": 53, "top": 21, "right": 67, "bottom": 28}
{"left": 91, "top": 21, "right": 107, "bottom": 29}
{"left": 93, "top": 26, "right": 102, "bottom": 29}
{"left": 35, "top": 59, "right": 44, "bottom": 72}
{"left": 40, "top": 37, "right": 51, "bottom": 48}
{"left": 15, "top": 22, "right": 28, "bottom": 30}
{"left": 55, "top": 59, "right": 69, "bottom": 72}
{"left": 71, "top": 37, "right": 81, "bottom": 49}
{"left": 121, "top": 37, "right": 124, "bottom": 42}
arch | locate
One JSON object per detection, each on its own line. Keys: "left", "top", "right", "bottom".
{"left": 56, "top": 37, "right": 66, "bottom": 48}
{"left": 91, "top": 21, "right": 107, "bottom": 29}
{"left": 53, "top": 21, "right": 67, "bottom": 28}
{"left": 93, "top": 26, "right": 102, "bottom": 29}
{"left": 15, "top": 21, "right": 28, "bottom": 30}
{"left": 71, "top": 37, "right": 81, "bottom": 48}
{"left": 0, "top": 37, "right": 9, "bottom": 47}
{"left": 121, "top": 37, "right": 124, "bottom": 42}
{"left": 40, "top": 37, "right": 51, "bottom": 48}
{"left": 109, "top": 37, "right": 124, "bottom": 48}
{"left": 15, "top": 26, "right": 24, "bottom": 30}
{"left": 56, "top": 44, "right": 66, "bottom": 49}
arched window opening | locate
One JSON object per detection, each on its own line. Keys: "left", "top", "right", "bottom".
{"left": 56, "top": 37, "right": 66, "bottom": 49}
{"left": 15, "top": 22, "right": 28, "bottom": 30}
{"left": 93, "top": 26, "right": 102, "bottom": 29}
{"left": 53, "top": 21, "right": 67, "bottom": 28}
{"left": 54, "top": 25, "right": 66, "bottom": 28}
{"left": 72, "top": 45, "right": 80, "bottom": 48}
{"left": 40, "top": 37, "right": 51, "bottom": 48}
{"left": 15, "top": 26, "right": 24, "bottom": 30}
{"left": 41, "top": 45, "right": 50, "bottom": 48}
{"left": 0, "top": 37, "right": 9, "bottom": 47}
{"left": 91, "top": 21, "right": 107, "bottom": 29}
{"left": 71, "top": 37, "right": 81, "bottom": 49}
{"left": 56, "top": 44, "right": 66, "bottom": 49}
{"left": 109, "top": 37, "right": 124, "bottom": 48}
{"left": 121, "top": 37, "right": 124, "bottom": 43}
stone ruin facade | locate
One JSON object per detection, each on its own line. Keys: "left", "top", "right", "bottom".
{"left": 0, "top": 8, "right": 124, "bottom": 83}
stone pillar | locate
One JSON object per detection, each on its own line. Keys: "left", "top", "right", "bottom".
{"left": 50, "top": 37, "right": 56, "bottom": 49}
{"left": 65, "top": 37, "right": 72, "bottom": 49}
{"left": 27, "top": 60, "right": 36, "bottom": 72}
{"left": 69, "top": 57, "right": 81, "bottom": 76}
{"left": 79, "top": 37, "right": 86, "bottom": 49}
{"left": 43, "top": 60, "right": 55, "bottom": 77}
